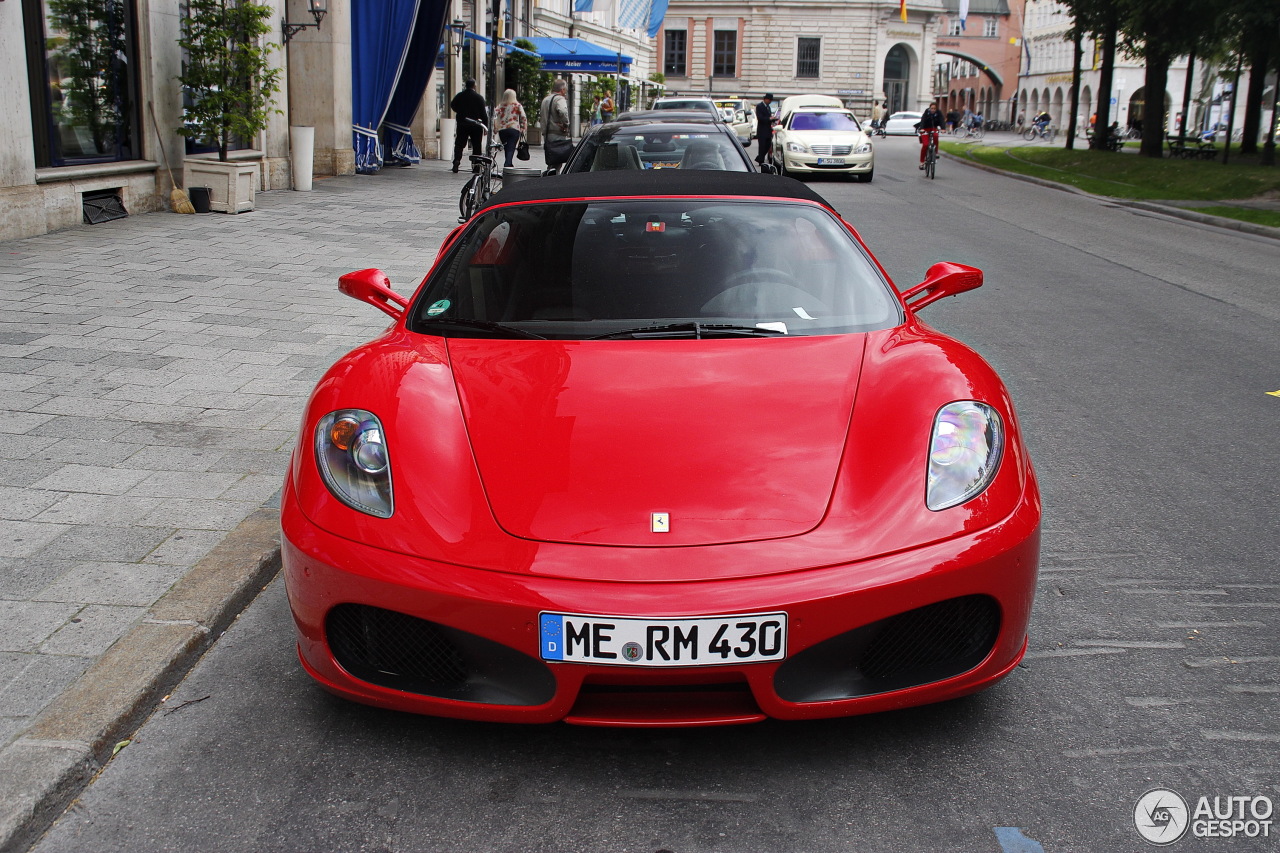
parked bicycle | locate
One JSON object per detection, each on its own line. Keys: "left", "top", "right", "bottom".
{"left": 1023, "top": 123, "right": 1057, "bottom": 143}
{"left": 458, "top": 119, "right": 504, "bottom": 222}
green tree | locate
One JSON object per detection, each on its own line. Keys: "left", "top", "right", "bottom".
{"left": 506, "top": 39, "right": 551, "bottom": 125}
{"left": 177, "top": 0, "right": 281, "bottom": 161}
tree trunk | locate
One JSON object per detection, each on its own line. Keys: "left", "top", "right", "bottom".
{"left": 1240, "top": 40, "right": 1270, "bottom": 155}
{"left": 1091, "top": 10, "right": 1118, "bottom": 151}
{"left": 1140, "top": 53, "right": 1170, "bottom": 158}
{"left": 1067, "top": 29, "right": 1083, "bottom": 149}
{"left": 1179, "top": 49, "right": 1196, "bottom": 143}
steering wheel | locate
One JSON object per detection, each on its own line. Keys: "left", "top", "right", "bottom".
{"left": 702, "top": 268, "right": 821, "bottom": 318}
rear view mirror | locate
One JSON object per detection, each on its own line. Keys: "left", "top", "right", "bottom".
{"left": 338, "top": 268, "right": 409, "bottom": 320}
{"left": 900, "top": 262, "right": 983, "bottom": 312}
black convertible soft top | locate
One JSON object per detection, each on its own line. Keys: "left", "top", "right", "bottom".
{"left": 479, "top": 170, "right": 832, "bottom": 214}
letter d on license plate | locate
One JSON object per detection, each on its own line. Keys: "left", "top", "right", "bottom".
{"left": 539, "top": 612, "right": 787, "bottom": 666}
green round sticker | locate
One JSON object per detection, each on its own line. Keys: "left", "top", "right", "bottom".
{"left": 426, "top": 299, "right": 451, "bottom": 317}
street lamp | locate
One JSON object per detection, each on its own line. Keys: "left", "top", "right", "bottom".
{"left": 283, "top": 0, "right": 327, "bottom": 42}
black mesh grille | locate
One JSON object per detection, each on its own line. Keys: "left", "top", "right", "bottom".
{"left": 859, "top": 596, "right": 1000, "bottom": 681}
{"left": 774, "top": 595, "right": 1003, "bottom": 703}
{"left": 323, "top": 603, "right": 557, "bottom": 706}
{"left": 327, "top": 604, "right": 469, "bottom": 689}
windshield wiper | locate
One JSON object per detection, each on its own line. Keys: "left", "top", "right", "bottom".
{"left": 418, "top": 318, "right": 548, "bottom": 340}
{"left": 588, "top": 322, "right": 786, "bottom": 340}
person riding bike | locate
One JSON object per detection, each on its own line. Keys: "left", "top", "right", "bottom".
{"left": 1032, "top": 111, "right": 1051, "bottom": 135}
{"left": 916, "top": 102, "right": 945, "bottom": 169}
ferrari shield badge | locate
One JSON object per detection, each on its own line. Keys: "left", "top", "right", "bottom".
{"left": 651, "top": 512, "right": 670, "bottom": 533}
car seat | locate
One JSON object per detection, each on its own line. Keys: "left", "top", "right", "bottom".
{"left": 678, "top": 140, "right": 726, "bottom": 170}
{"left": 590, "top": 143, "right": 643, "bottom": 171}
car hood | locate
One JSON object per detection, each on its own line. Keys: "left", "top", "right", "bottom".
{"left": 447, "top": 336, "right": 865, "bottom": 547}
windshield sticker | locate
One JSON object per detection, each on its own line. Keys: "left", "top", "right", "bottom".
{"left": 426, "top": 299, "right": 451, "bottom": 316}
{"left": 793, "top": 307, "right": 816, "bottom": 320}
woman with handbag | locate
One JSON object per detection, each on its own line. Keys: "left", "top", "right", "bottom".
{"left": 494, "top": 89, "right": 527, "bottom": 168}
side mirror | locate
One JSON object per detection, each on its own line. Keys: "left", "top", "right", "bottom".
{"left": 900, "top": 262, "right": 983, "bottom": 311}
{"left": 338, "top": 268, "right": 409, "bottom": 320}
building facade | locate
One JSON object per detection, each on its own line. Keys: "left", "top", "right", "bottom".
{"left": 658, "top": 0, "right": 948, "bottom": 120}
{"left": 2, "top": 0, "right": 654, "bottom": 243}
{"left": 933, "top": 0, "right": 1025, "bottom": 123}
{"left": 1017, "top": 0, "right": 1192, "bottom": 133}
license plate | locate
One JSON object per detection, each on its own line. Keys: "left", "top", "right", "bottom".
{"left": 817, "top": 157, "right": 847, "bottom": 165}
{"left": 539, "top": 611, "right": 787, "bottom": 666}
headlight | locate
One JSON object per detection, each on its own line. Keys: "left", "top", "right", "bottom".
{"left": 855, "top": 142, "right": 873, "bottom": 154}
{"left": 786, "top": 140, "right": 809, "bottom": 153}
{"left": 926, "top": 401, "right": 1003, "bottom": 511}
{"left": 315, "top": 409, "right": 393, "bottom": 518}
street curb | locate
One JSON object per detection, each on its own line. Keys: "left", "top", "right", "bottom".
{"left": 0, "top": 508, "right": 282, "bottom": 853}
{"left": 943, "top": 150, "right": 1280, "bottom": 241}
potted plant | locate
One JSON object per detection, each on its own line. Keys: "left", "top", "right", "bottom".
{"left": 177, "top": 0, "right": 281, "bottom": 212}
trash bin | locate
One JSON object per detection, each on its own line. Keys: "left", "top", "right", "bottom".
{"left": 502, "top": 166, "right": 543, "bottom": 186}
{"left": 188, "top": 186, "right": 212, "bottom": 213}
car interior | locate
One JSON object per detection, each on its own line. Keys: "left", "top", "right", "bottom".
{"left": 416, "top": 200, "right": 899, "bottom": 339}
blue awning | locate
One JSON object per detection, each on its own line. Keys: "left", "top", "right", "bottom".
{"left": 456, "top": 29, "right": 540, "bottom": 57}
{"left": 523, "top": 36, "right": 632, "bottom": 74}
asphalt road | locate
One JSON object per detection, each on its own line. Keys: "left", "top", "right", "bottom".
{"left": 28, "top": 140, "right": 1279, "bottom": 853}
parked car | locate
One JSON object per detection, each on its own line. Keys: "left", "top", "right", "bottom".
{"left": 713, "top": 97, "right": 755, "bottom": 144}
{"left": 558, "top": 113, "right": 757, "bottom": 173}
{"left": 282, "top": 170, "right": 1042, "bottom": 726}
{"left": 650, "top": 96, "right": 722, "bottom": 121}
{"left": 772, "top": 102, "right": 875, "bottom": 182}
{"left": 883, "top": 111, "right": 924, "bottom": 135}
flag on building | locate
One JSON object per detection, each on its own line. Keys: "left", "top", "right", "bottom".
{"left": 900, "top": 0, "right": 907, "bottom": 22}
{"left": 958, "top": 0, "right": 969, "bottom": 30}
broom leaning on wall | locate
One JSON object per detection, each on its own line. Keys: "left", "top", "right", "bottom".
{"left": 149, "top": 102, "right": 196, "bottom": 214}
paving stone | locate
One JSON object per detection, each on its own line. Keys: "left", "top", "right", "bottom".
{"left": 0, "top": 601, "right": 82, "bottom": 652}
{"left": 38, "top": 605, "right": 147, "bottom": 657}
{"left": 0, "top": 653, "right": 92, "bottom": 718}
{"left": 35, "top": 561, "right": 186, "bottom": 608}
{"left": 35, "top": 524, "right": 173, "bottom": 563}
{"left": 29, "top": 464, "right": 151, "bottom": 496}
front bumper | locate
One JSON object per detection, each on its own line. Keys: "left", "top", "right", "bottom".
{"left": 780, "top": 152, "right": 874, "bottom": 174}
{"left": 282, "top": 486, "right": 1039, "bottom": 727}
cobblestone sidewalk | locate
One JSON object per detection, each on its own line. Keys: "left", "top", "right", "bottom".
{"left": 0, "top": 154, "right": 509, "bottom": 852}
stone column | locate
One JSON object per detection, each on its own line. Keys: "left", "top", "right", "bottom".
{"left": 284, "top": 0, "right": 355, "bottom": 176}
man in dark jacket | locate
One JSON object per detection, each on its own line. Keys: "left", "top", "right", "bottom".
{"left": 450, "top": 78, "right": 488, "bottom": 173}
{"left": 915, "top": 102, "right": 946, "bottom": 168}
{"left": 754, "top": 94, "right": 775, "bottom": 166}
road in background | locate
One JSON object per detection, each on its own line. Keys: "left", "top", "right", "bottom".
{"left": 28, "top": 139, "right": 1278, "bottom": 853}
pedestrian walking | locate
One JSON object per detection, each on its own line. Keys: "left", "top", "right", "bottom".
{"left": 754, "top": 93, "right": 775, "bottom": 166}
{"left": 494, "top": 88, "right": 527, "bottom": 168}
{"left": 450, "top": 77, "right": 488, "bottom": 173}
{"left": 600, "top": 91, "right": 614, "bottom": 123}
{"left": 540, "top": 78, "right": 573, "bottom": 167}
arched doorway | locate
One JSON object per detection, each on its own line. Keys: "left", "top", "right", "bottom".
{"left": 1128, "top": 86, "right": 1171, "bottom": 133}
{"left": 883, "top": 45, "right": 911, "bottom": 114}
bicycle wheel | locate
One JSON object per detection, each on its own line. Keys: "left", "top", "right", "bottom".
{"left": 1023, "top": 128, "right": 1038, "bottom": 142}
{"left": 973, "top": 125, "right": 985, "bottom": 140}
{"left": 925, "top": 146, "right": 936, "bottom": 179}
{"left": 459, "top": 175, "right": 480, "bottom": 221}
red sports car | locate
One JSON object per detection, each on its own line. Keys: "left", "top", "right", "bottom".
{"left": 282, "top": 171, "right": 1040, "bottom": 726}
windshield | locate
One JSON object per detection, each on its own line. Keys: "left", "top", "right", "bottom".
{"left": 409, "top": 199, "right": 900, "bottom": 340}
{"left": 564, "top": 127, "right": 750, "bottom": 173}
{"left": 789, "top": 112, "right": 862, "bottom": 132}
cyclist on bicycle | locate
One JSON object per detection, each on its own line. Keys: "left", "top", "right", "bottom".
{"left": 916, "top": 102, "right": 945, "bottom": 169}
{"left": 1032, "top": 111, "right": 1051, "bottom": 134}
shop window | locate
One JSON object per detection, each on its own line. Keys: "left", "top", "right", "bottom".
{"left": 23, "top": 0, "right": 140, "bottom": 168}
